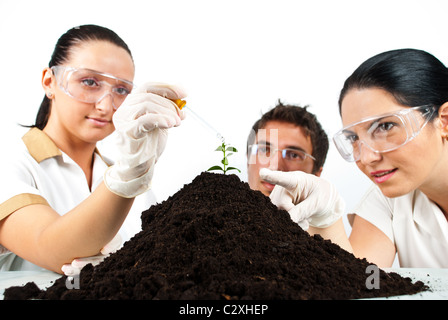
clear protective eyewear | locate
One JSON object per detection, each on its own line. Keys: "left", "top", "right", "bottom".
{"left": 333, "top": 105, "right": 436, "bottom": 162}
{"left": 249, "top": 144, "right": 316, "bottom": 163}
{"left": 51, "top": 66, "right": 134, "bottom": 110}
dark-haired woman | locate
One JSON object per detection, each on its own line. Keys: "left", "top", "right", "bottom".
{"left": 0, "top": 25, "right": 185, "bottom": 273}
{"left": 262, "top": 48, "right": 448, "bottom": 268}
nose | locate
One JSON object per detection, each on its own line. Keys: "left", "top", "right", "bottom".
{"left": 268, "top": 150, "right": 287, "bottom": 171}
{"left": 357, "top": 141, "right": 382, "bottom": 164}
{"left": 95, "top": 92, "right": 116, "bottom": 112}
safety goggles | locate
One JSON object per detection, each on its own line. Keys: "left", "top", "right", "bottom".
{"left": 333, "top": 105, "right": 436, "bottom": 162}
{"left": 51, "top": 66, "right": 134, "bottom": 110}
{"left": 249, "top": 144, "right": 316, "bottom": 163}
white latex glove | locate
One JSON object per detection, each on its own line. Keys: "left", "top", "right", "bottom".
{"left": 61, "top": 233, "right": 122, "bottom": 276}
{"left": 260, "top": 168, "right": 345, "bottom": 230}
{"left": 104, "top": 82, "right": 186, "bottom": 198}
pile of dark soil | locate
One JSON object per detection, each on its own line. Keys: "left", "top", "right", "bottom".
{"left": 4, "top": 172, "right": 427, "bottom": 300}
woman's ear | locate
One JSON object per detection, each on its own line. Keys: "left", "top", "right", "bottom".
{"left": 438, "top": 102, "right": 448, "bottom": 139}
{"left": 41, "top": 67, "right": 55, "bottom": 98}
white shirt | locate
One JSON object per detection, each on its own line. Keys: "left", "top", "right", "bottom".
{"left": 350, "top": 184, "right": 448, "bottom": 268}
{"left": 0, "top": 128, "right": 156, "bottom": 271}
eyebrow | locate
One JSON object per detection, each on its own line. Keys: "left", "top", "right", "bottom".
{"left": 343, "top": 118, "right": 385, "bottom": 137}
{"left": 76, "top": 68, "right": 134, "bottom": 85}
{"left": 342, "top": 129, "right": 356, "bottom": 136}
{"left": 257, "top": 141, "right": 308, "bottom": 153}
{"left": 257, "top": 140, "right": 271, "bottom": 146}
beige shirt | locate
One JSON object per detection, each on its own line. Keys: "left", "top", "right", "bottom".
{"left": 0, "top": 128, "right": 155, "bottom": 271}
{"left": 350, "top": 184, "right": 448, "bottom": 268}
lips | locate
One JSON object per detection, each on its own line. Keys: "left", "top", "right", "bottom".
{"left": 261, "top": 181, "right": 276, "bottom": 192}
{"left": 87, "top": 117, "right": 111, "bottom": 127}
{"left": 371, "top": 168, "right": 397, "bottom": 184}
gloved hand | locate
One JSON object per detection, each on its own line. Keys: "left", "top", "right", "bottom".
{"left": 259, "top": 168, "right": 345, "bottom": 230}
{"left": 104, "top": 82, "right": 186, "bottom": 198}
{"left": 61, "top": 233, "right": 122, "bottom": 276}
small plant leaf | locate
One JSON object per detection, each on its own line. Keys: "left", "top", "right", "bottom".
{"left": 221, "top": 157, "right": 229, "bottom": 165}
{"left": 226, "top": 167, "right": 241, "bottom": 173}
{"left": 207, "top": 165, "right": 224, "bottom": 172}
{"left": 215, "top": 146, "right": 225, "bottom": 152}
{"left": 226, "top": 146, "right": 238, "bottom": 152}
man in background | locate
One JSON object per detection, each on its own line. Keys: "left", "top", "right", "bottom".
{"left": 246, "top": 100, "right": 351, "bottom": 252}
{"left": 246, "top": 100, "right": 329, "bottom": 196}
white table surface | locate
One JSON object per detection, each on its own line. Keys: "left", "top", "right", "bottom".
{"left": 0, "top": 269, "right": 60, "bottom": 299}
{"left": 372, "top": 268, "right": 448, "bottom": 299}
{"left": 1, "top": 268, "right": 447, "bottom": 300}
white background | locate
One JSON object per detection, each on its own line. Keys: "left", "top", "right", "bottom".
{"left": 1, "top": 0, "right": 447, "bottom": 235}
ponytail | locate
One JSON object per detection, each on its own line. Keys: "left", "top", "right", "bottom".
{"left": 34, "top": 96, "right": 51, "bottom": 130}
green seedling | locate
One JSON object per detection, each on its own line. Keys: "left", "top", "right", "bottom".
{"left": 207, "top": 142, "right": 241, "bottom": 174}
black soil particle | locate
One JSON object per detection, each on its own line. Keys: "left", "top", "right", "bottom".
{"left": 4, "top": 172, "right": 427, "bottom": 300}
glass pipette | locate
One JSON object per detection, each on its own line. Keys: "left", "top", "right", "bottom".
{"left": 173, "top": 99, "right": 225, "bottom": 143}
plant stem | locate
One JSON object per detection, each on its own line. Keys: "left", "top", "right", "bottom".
{"left": 223, "top": 143, "right": 227, "bottom": 174}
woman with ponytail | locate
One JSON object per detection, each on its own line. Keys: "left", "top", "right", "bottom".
{"left": 0, "top": 25, "right": 185, "bottom": 273}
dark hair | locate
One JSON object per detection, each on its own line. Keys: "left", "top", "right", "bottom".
{"left": 247, "top": 100, "right": 329, "bottom": 174}
{"left": 33, "top": 24, "right": 133, "bottom": 129}
{"left": 338, "top": 48, "right": 448, "bottom": 121}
